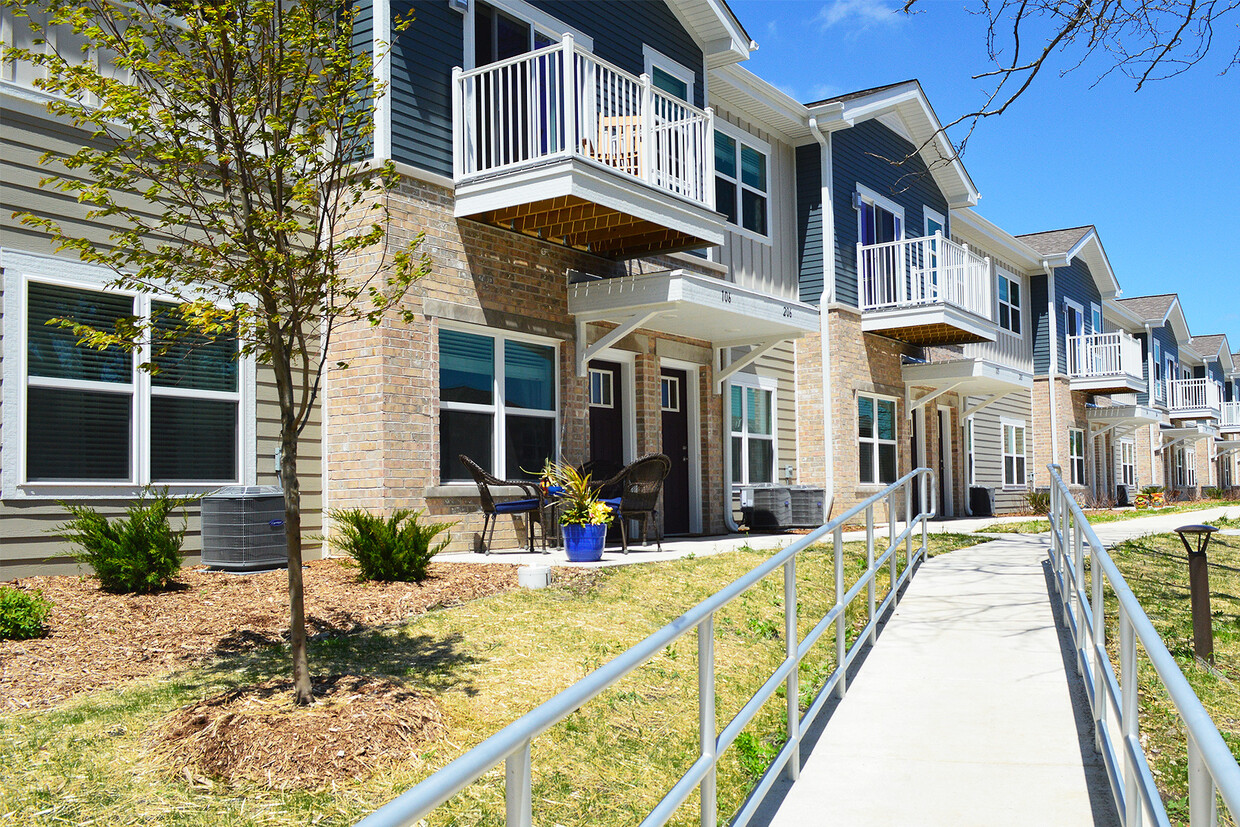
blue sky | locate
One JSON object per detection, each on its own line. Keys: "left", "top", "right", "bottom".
{"left": 728, "top": 0, "right": 1240, "bottom": 346}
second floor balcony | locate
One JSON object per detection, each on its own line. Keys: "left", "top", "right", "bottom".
{"left": 1222, "top": 401, "right": 1240, "bottom": 432}
{"left": 1168, "top": 377, "right": 1222, "bottom": 420}
{"left": 1066, "top": 332, "right": 1146, "bottom": 394}
{"left": 857, "top": 234, "right": 995, "bottom": 346}
{"left": 451, "top": 36, "right": 725, "bottom": 259}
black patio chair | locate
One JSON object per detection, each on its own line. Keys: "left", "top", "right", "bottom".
{"left": 593, "top": 453, "right": 671, "bottom": 553}
{"left": 459, "top": 454, "right": 548, "bottom": 554}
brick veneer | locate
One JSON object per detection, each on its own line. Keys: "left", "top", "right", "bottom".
{"left": 325, "top": 173, "right": 729, "bottom": 553}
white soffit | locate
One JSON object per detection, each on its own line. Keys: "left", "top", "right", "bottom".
{"left": 903, "top": 357, "right": 1032, "bottom": 393}
{"left": 1086, "top": 404, "right": 1167, "bottom": 428}
{"left": 1161, "top": 423, "right": 1220, "bottom": 443}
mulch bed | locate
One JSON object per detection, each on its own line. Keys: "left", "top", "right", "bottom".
{"left": 1, "top": 558, "right": 521, "bottom": 711}
{"left": 149, "top": 674, "right": 446, "bottom": 790}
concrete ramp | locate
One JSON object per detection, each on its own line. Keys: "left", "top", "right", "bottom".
{"left": 761, "top": 534, "right": 1118, "bottom": 827}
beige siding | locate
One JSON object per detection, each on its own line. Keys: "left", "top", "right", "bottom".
{"left": 966, "top": 391, "right": 1034, "bottom": 514}
{"left": 1, "top": 108, "right": 322, "bottom": 578}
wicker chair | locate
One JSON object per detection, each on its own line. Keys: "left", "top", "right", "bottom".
{"left": 592, "top": 453, "right": 671, "bottom": 553}
{"left": 459, "top": 454, "right": 548, "bottom": 554}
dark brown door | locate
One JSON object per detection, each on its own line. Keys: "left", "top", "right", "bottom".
{"left": 588, "top": 360, "right": 625, "bottom": 480}
{"left": 661, "top": 367, "right": 691, "bottom": 535}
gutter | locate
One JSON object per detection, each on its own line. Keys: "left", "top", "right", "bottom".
{"left": 809, "top": 116, "right": 836, "bottom": 522}
{"left": 1044, "top": 261, "right": 1061, "bottom": 477}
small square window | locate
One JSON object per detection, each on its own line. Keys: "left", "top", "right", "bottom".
{"left": 589, "top": 368, "right": 613, "bottom": 408}
{"left": 661, "top": 376, "right": 680, "bottom": 411}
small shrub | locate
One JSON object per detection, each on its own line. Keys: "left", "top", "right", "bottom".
{"left": 329, "top": 509, "right": 452, "bottom": 583}
{"left": 57, "top": 489, "right": 188, "bottom": 593}
{"left": 0, "top": 586, "right": 52, "bottom": 640}
{"left": 1025, "top": 491, "right": 1051, "bottom": 515}
{"left": 1204, "top": 487, "right": 1225, "bottom": 500}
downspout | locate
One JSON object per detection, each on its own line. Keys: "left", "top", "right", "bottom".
{"left": 1146, "top": 322, "right": 1157, "bottom": 487}
{"left": 721, "top": 348, "right": 742, "bottom": 532}
{"left": 810, "top": 117, "right": 836, "bottom": 522}
{"left": 1044, "top": 262, "right": 1061, "bottom": 479}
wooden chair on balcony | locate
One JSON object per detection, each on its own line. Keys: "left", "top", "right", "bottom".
{"left": 459, "top": 454, "right": 548, "bottom": 554}
{"left": 591, "top": 453, "right": 671, "bottom": 553}
{"left": 587, "top": 115, "right": 642, "bottom": 178}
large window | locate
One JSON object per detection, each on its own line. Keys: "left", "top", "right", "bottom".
{"left": 714, "top": 127, "right": 768, "bottom": 237}
{"left": 439, "top": 327, "right": 557, "bottom": 483}
{"left": 1120, "top": 440, "right": 1136, "bottom": 488}
{"left": 730, "top": 381, "right": 775, "bottom": 485}
{"left": 858, "top": 394, "right": 897, "bottom": 485}
{"left": 1069, "top": 428, "right": 1086, "bottom": 486}
{"left": 997, "top": 271, "right": 1022, "bottom": 335}
{"left": 1002, "top": 419, "right": 1026, "bottom": 488}
{"left": 23, "top": 281, "right": 240, "bottom": 484}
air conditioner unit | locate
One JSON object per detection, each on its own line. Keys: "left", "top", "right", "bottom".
{"left": 788, "top": 486, "right": 825, "bottom": 528}
{"left": 200, "top": 486, "right": 287, "bottom": 571}
{"left": 750, "top": 484, "right": 792, "bottom": 531}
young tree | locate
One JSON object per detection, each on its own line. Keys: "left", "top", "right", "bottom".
{"left": 3, "top": 0, "right": 427, "bottom": 704}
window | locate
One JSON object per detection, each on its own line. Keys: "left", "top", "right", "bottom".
{"left": 857, "top": 187, "right": 903, "bottom": 246}
{"left": 997, "top": 270, "right": 1022, "bottom": 335}
{"left": 714, "top": 127, "right": 769, "bottom": 237}
{"left": 858, "top": 394, "right": 897, "bottom": 485}
{"left": 588, "top": 367, "right": 613, "bottom": 408}
{"left": 1120, "top": 440, "right": 1136, "bottom": 488}
{"left": 472, "top": 0, "right": 559, "bottom": 68}
{"left": 730, "top": 381, "right": 775, "bottom": 485}
{"left": 1069, "top": 428, "right": 1086, "bottom": 485}
{"left": 965, "top": 417, "right": 975, "bottom": 486}
{"left": 1153, "top": 340, "right": 1163, "bottom": 401}
{"left": 1091, "top": 303, "right": 1103, "bottom": 334}
{"left": 1002, "top": 420, "right": 1026, "bottom": 488}
{"left": 439, "top": 327, "right": 557, "bottom": 483}
{"left": 643, "top": 45, "right": 693, "bottom": 102}
{"left": 661, "top": 375, "right": 680, "bottom": 411}
{"left": 1187, "top": 447, "right": 1198, "bottom": 487}
{"left": 22, "top": 280, "right": 240, "bottom": 485}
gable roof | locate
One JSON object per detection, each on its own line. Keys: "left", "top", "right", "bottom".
{"left": 1189, "top": 334, "right": 1229, "bottom": 361}
{"left": 667, "top": 0, "right": 753, "bottom": 68}
{"left": 1016, "top": 227, "right": 1092, "bottom": 257}
{"left": 1015, "top": 225, "right": 1120, "bottom": 298}
{"left": 805, "top": 80, "right": 979, "bottom": 209}
{"left": 1115, "top": 294, "right": 1178, "bottom": 323}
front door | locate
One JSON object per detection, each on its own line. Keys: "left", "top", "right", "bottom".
{"left": 938, "top": 407, "right": 953, "bottom": 517}
{"left": 660, "top": 367, "right": 691, "bottom": 535}
{"left": 588, "top": 360, "right": 625, "bottom": 481}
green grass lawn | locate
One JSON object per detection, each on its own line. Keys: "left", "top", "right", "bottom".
{"left": 0, "top": 533, "right": 979, "bottom": 827}
{"left": 976, "top": 500, "right": 1240, "bottom": 535}
{"left": 1098, "top": 524, "right": 1240, "bottom": 825}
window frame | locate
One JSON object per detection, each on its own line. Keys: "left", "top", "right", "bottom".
{"left": 714, "top": 120, "right": 772, "bottom": 244}
{"left": 855, "top": 183, "right": 906, "bottom": 246}
{"left": 728, "top": 374, "right": 777, "bottom": 487}
{"left": 1069, "top": 427, "right": 1086, "bottom": 486}
{"left": 437, "top": 321, "right": 561, "bottom": 484}
{"left": 642, "top": 44, "right": 694, "bottom": 102}
{"left": 2, "top": 255, "right": 256, "bottom": 498}
{"left": 1120, "top": 439, "right": 1136, "bottom": 488}
{"left": 857, "top": 392, "right": 899, "bottom": 487}
{"left": 1001, "top": 417, "right": 1027, "bottom": 489}
{"left": 996, "top": 268, "right": 1023, "bottom": 337}
{"left": 588, "top": 366, "right": 614, "bottom": 409}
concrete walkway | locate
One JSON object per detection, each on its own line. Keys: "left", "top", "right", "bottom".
{"left": 756, "top": 505, "right": 1240, "bottom": 826}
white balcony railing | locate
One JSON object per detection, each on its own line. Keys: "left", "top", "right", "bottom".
{"left": 1169, "top": 377, "right": 1222, "bottom": 416}
{"left": 1067, "top": 332, "right": 1143, "bottom": 381}
{"left": 452, "top": 34, "right": 714, "bottom": 209}
{"left": 1222, "top": 401, "right": 1240, "bottom": 427}
{"left": 857, "top": 233, "right": 993, "bottom": 322}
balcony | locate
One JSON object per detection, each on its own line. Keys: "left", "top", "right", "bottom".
{"left": 451, "top": 36, "right": 725, "bottom": 259}
{"left": 1066, "top": 332, "right": 1146, "bottom": 394}
{"left": 1222, "top": 401, "right": 1240, "bottom": 433}
{"left": 856, "top": 234, "right": 995, "bottom": 346}
{"left": 1168, "top": 377, "right": 1222, "bottom": 420}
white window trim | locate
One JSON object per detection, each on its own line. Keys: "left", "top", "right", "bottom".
{"left": 996, "top": 267, "right": 1023, "bottom": 339}
{"left": 1, "top": 248, "right": 257, "bottom": 499}
{"left": 1187, "top": 446, "right": 1198, "bottom": 487}
{"left": 642, "top": 44, "right": 694, "bottom": 98}
{"left": 1000, "top": 416, "right": 1027, "bottom": 490}
{"left": 462, "top": 0, "right": 592, "bottom": 70}
{"left": 855, "top": 182, "right": 906, "bottom": 241}
{"left": 857, "top": 391, "right": 899, "bottom": 487}
{"left": 728, "top": 372, "right": 777, "bottom": 487}
{"left": 715, "top": 119, "right": 772, "bottom": 246}
{"left": 438, "top": 320, "right": 561, "bottom": 483}
{"left": 923, "top": 207, "right": 946, "bottom": 239}
{"left": 1068, "top": 427, "right": 1086, "bottom": 486}
{"left": 1153, "top": 339, "right": 1163, "bottom": 402}
{"left": 1090, "top": 302, "right": 1103, "bottom": 335}
{"left": 588, "top": 366, "right": 614, "bottom": 409}
{"left": 1120, "top": 438, "right": 1136, "bottom": 488}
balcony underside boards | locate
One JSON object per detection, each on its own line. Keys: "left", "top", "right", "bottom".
{"left": 454, "top": 157, "right": 726, "bottom": 260}
{"left": 862, "top": 304, "right": 996, "bottom": 346}
{"left": 1069, "top": 375, "right": 1147, "bottom": 395}
{"left": 1085, "top": 403, "right": 1166, "bottom": 437}
{"left": 1169, "top": 408, "right": 1220, "bottom": 422}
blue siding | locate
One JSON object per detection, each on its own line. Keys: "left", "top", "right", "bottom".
{"left": 830, "top": 120, "right": 950, "bottom": 308}
{"left": 1032, "top": 259, "right": 1102, "bottom": 375}
{"left": 796, "top": 143, "right": 823, "bottom": 305}
{"left": 1031, "top": 274, "right": 1050, "bottom": 374}
{"left": 1136, "top": 323, "right": 1180, "bottom": 405}
{"left": 387, "top": 0, "right": 703, "bottom": 176}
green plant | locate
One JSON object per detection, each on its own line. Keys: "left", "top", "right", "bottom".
{"left": 1025, "top": 491, "right": 1051, "bottom": 515}
{"left": 57, "top": 489, "right": 188, "bottom": 593}
{"left": 0, "top": 586, "right": 52, "bottom": 640}
{"left": 1140, "top": 485, "right": 1166, "bottom": 495}
{"left": 329, "top": 509, "right": 452, "bottom": 583}
{"left": 539, "top": 462, "right": 615, "bottom": 527}
{"left": 1203, "top": 487, "right": 1225, "bottom": 500}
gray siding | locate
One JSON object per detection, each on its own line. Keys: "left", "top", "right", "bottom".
{"left": 796, "top": 142, "right": 823, "bottom": 305}
{"left": 712, "top": 106, "right": 799, "bottom": 301}
{"left": 1136, "top": 323, "right": 1179, "bottom": 405}
{"left": 1033, "top": 259, "right": 1102, "bottom": 375}
{"left": 830, "top": 120, "right": 950, "bottom": 308}
{"left": 967, "top": 392, "right": 1033, "bottom": 514}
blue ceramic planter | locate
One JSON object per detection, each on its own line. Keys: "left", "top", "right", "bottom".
{"left": 562, "top": 523, "right": 606, "bottom": 562}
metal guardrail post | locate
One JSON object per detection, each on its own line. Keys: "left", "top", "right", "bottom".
{"left": 834, "top": 526, "right": 847, "bottom": 700}
{"left": 1188, "top": 733, "right": 1218, "bottom": 827}
{"left": 506, "top": 740, "right": 533, "bottom": 827}
{"left": 698, "top": 617, "right": 717, "bottom": 827}
{"left": 784, "top": 559, "right": 800, "bottom": 782}
{"left": 904, "top": 483, "right": 913, "bottom": 571}
{"left": 888, "top": 490, "right": 898, "bottom": 597}
{"left": 866, "top": 505, "right": 877, "bottom": 645}
{"left": 1119, "top": 607, "right": 1140, "bottom": 827}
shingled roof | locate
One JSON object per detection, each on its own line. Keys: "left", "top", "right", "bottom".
{"left": 1115, "top": 294, "right": 1178, "bottom": 321}
{"left": 1189, "top": 334, "right": 1229, "bottom": 358}
{"left": 1015, "top": 226, "right": 1094, "bottom": 256}
{"left": 806, "top": 79, "right": 916, "bottom": 107}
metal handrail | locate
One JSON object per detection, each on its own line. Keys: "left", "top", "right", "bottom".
{"left": 1046, "top": 463, "right": 1240, "bottom": 826}
{"left": 357, "top": 467, "right": 938, "bottom": 827}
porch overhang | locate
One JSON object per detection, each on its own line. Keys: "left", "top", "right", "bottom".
{"left": 902, "top": 357, "right": 1032, "bottom": 419}
{"left": 1215, "top": 439, "right": 1240, "bottom": 455}
{"left": 1158, "top": 423, "right": 1220, "bottom": 451}
{"left": 455, "top": 158, "right": 727, "bottom": 259}
{"left": 568, "top": 269, "right": 819, "bottom": 382}
{"left": 1085, "top": 404, "right": 1167, "bottom": 437}
{"left": 861, "top": 304, "right": 996, "bottom": 346}
{"left": 1070, "top": 374, "right": 1147, "bottom": 395}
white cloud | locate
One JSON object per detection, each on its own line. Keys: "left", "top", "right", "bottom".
{"left": 766, "top": 19, "right": 779, "bottom": 37}
{"left": 816, "top": 0, "right": 903, "bottom": 30}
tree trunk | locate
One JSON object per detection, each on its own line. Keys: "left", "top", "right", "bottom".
{"left": 282, "top": 422, "right": 313, "bottom": 705}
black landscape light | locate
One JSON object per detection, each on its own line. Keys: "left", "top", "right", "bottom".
{"left": 1175, "top": 524, "right": 1219, "bottom": 663}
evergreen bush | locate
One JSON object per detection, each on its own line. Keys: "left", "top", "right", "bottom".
{"left": 0, "top": 586, "right": 52, "bottom": 640}
{"left": 57, "top": 489, "right": 189, "bottom": 593}
{"left": 329, "top": 509, "right": 451, "bottom": 583}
